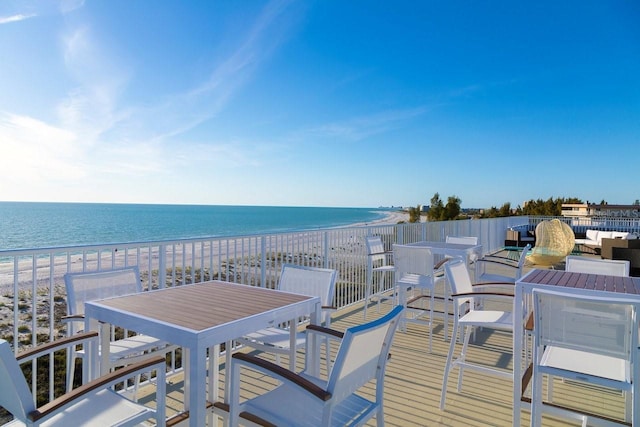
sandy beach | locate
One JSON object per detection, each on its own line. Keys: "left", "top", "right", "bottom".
{"left": 0, "top": 209, "right": 411, "bottom": 340}
{"left": 0, "top": 209, "right": 410, "bottom": 292}
{"left": 350, "top": 210, "right": 409, "bottom": 227}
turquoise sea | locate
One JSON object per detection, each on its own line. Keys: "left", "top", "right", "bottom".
{"left": 0, "top": 202, "right": 389, "bottom": 250}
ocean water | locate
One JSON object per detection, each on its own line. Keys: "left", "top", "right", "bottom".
{"left": 0, "top": 202, "right": 388, "bottom": 250}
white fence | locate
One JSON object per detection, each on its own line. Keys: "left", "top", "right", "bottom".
{"left": 0, "top": 215, "right": 529, "bottom": 352}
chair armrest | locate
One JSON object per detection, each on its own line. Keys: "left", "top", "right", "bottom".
{"left": 476, "top": 258, "right": 518, "bottom": 269}
{"left": 16, "top": 331, "right": 98, "bottom": 362}
{"left": 369, "top": 251, "right": 393, "bottom": 256}
{"left": 434, "top": 258, "right": 451, "bottom": 270}
{"left": 471, "top": 281, "right": 515, "bottom": 293}
{"left": 60, "top": 314, "right": 85, "bottom": 323}
{"left": 27, "top": 350, "right": 166, "bottom": 422}
{"left": 232, "top": 353, "right": 331, "bottom": 401}
{"left": 306, "top": 324, "right": 344, "bottom": 340}
{"left": 451, "top": 291, "right": 514, "bottom": 299}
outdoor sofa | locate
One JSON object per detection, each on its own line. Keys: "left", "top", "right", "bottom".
{"left": 574, "top": 229, "right": 636, "bottom": 249}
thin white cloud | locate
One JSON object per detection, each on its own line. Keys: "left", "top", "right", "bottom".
{"left": 0, "top": 13, "right": 36, "bottom": 24}
{"left": 59, "top": 0, "right": 84, "bottom": 14}
{"left": 299, "top": 107, "right": 430, "bottom": 142}
{"left": 58, "top": 24, "right": 131, "bottom": 146}
{"left": 133, "top": 0, "right": 300, "bottom": 143}
{"left": 0, "top": 112, "right": 85, "bottom": 183}
{"left": 0, "top": 0, "right": 300, "bottom": 202}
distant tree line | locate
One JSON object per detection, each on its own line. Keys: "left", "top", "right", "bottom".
{"left": 408, "top": 193, "right": 640, "bottom": 223}
{"left": 479, "top": 196, "right": 584, "bottom": 218}
{"left": 409, "top": 194, "right": 597, "bottom": 222}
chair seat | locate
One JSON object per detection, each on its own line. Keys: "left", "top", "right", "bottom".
{"left": 476, "top": 272, "right": 515, "bottom": 284}
{"left": 397, "top": 273, "right": 439, "bottom": 288}
{"left": 372, "top": 265, "right": 395, "bottom": 273}
{"left": 4, "top": 386, "right": 157, "bottom": 427}
{"left": 241, "top": 383, "right": 375, "bottom": 427}
{"left": 541, "top": 346, "right": 629, "bottom": 383}
{"left": 240, "top": 327, "right": 305, "bottom": 350}
{"left": 45, "top": 389, "right": 156, "bottom": 426}
{"left": 459, "top": 310, "right": 513, "bottom": 330}
{"left": 77, "top": 334, "right": 172, "bottom": 363}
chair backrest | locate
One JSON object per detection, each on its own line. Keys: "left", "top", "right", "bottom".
{"left": 444, "top": 258, "right": 475, "bottom": 311}
{"left": 0, "top": 339, "right": 36, "bottom": 422}
{"left": 392, "top": 244, "right": 435, "bottom": 278}
{"left": 446, "top": 236, "right": 478, "bottom": 246}
{"left": 565, "top": 256, "right": 629, "bottom": 277}
{"left": 514, "top": 244, "right": 532, "bottom": 277}
{"left": 64, "top": 267, "right": 142, "bottom": 317}
{"left": 366, "top": 236, "right": 388, "bottom": 266}
{"left": 278, "top": 264, "right": 337, "bottom": 309}
{"left": 532, "top": 289, "right": 637, "bottom": 361}
{"left": 327, "top": 305, "right": 403, "bottom": 404}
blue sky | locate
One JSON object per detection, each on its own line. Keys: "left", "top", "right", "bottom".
{"left": 1, "top": 1, "right": 639, "bottom": 209}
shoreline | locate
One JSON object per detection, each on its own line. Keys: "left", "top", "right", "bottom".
{"left": 346, "top": 209, "right": 409, "bottom": 228}
{"left": 0, "top": 212, "right": 410, "bottom": 292}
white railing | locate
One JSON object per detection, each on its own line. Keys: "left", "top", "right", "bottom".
{"left": 0, "top": 215, "right": 528, "bottom": 353}
{"left": 529, "top": 216, "right": 640, "bottom": 235}
{"left": 0, "top": 215, "right": 526, "bottom": 411}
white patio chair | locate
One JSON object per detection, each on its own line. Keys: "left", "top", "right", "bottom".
{"left": 215, "top": 305, "right": 404, "bottom": 426}
{"left": 0, "top": 331, "right": 166, "bottom": 426}
{"left": 235, "top": 264, "right": 337, "bottom": 372}
{"left": 565, "top": 255, "right": 630, "bottom": 276}
{"left": 442, "top": 235, "right": 480, "bottom": 264}
{"left": 440, "top": 258, "right": 515, "bottom": 410}
{"left": 475, "top": 244, "right": 531, "bottom": 284}
{"left": 529, "top": 288, "right": 639, "bottom": 426}
{"left": 363, "top": 235, "right": 395, "bottom": 319}
{"left": 445, "top": 236, "right": 478, "bottom": 246}
{"left": 393, "top": 244, "right": 444, "bottom": 352}
{"left": 63, "top": 267, "right": 178, "bottom": 395}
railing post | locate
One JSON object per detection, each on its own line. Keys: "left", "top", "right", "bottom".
{"left": 158, "top": 244, "right": 166, "bottom": 289}
{"left": 397, "top": 224, "right": 404, "bottom": 244}
{"left": 260, "top": 236, "right": 267, "bottom": 288}
{"left": 323, "top": 231, "right": 330, "bottom": 268}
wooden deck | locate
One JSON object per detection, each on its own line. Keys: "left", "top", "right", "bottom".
{"left": 138, "top": 253, "right": 628, "bottom": 426}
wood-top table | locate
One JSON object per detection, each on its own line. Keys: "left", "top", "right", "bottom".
{"left": 85, "top": 280, "right": 321, "bottom": 427}
{"left": 513, "top": 269, "right": 640, "bottom": 426}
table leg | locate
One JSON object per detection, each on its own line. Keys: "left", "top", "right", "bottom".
{"left": 83, "top": 317, "right": 101, "bottom": 382}
{"left": 307, "top": 301, "right": 321, "bottom": 377}
{"left": 99, "top": 322, "right": 110, "bottom": 376}
{"left": 289, "top": 319, "right": 297, "bottom": 372}
{"left": 513, "top": 285, "right": 524, "bottom": 427}
{"left": 187, "top": 346, "right": 207, "bottom": 427}
{"left": 208, "top": 344, "right": 220, "bottom": 427}
{"left": 224, "top": 340, "right": 233, "bottom": 404}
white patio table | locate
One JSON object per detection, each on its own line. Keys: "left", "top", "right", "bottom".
{"left": 513, "top": 269, "right": 640, "bottom": 426}
{"left": 408, "top": 240, "right": 482, "bottom": 262}
{"left": 84, "top": 280, "right": 321, "bottom": 427}
{"left": 408, "top": 240, "right": 483, "bottom": 340}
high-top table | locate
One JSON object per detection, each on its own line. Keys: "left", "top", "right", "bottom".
{"left": 408, "top": 240, "right": 482, "bottom": 262}
{"left": 513, "top": 269, "right": 640, "bottom": 426}
{"left": 407, "top": 240, "right": 483, "bottom": 340}
{"left": 85, "top": 280, "right": 321, "bottom": 427}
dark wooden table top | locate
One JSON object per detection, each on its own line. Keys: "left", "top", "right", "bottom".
{"left": 520, "top": 269, "right": 640, "bottom": 295}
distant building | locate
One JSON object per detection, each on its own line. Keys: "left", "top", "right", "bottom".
{"left": 561, "top": 203, "right": 640, "bottom": 219}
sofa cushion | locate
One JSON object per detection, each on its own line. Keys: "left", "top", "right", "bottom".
{"left": 586, "top": 229, "right": 599, "bottom": 242}
{"left": 611, "top": 231, "right": 631, "bottom": 239}
{"left": 597, "top": 231, "right": 612, "bottom": 243}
